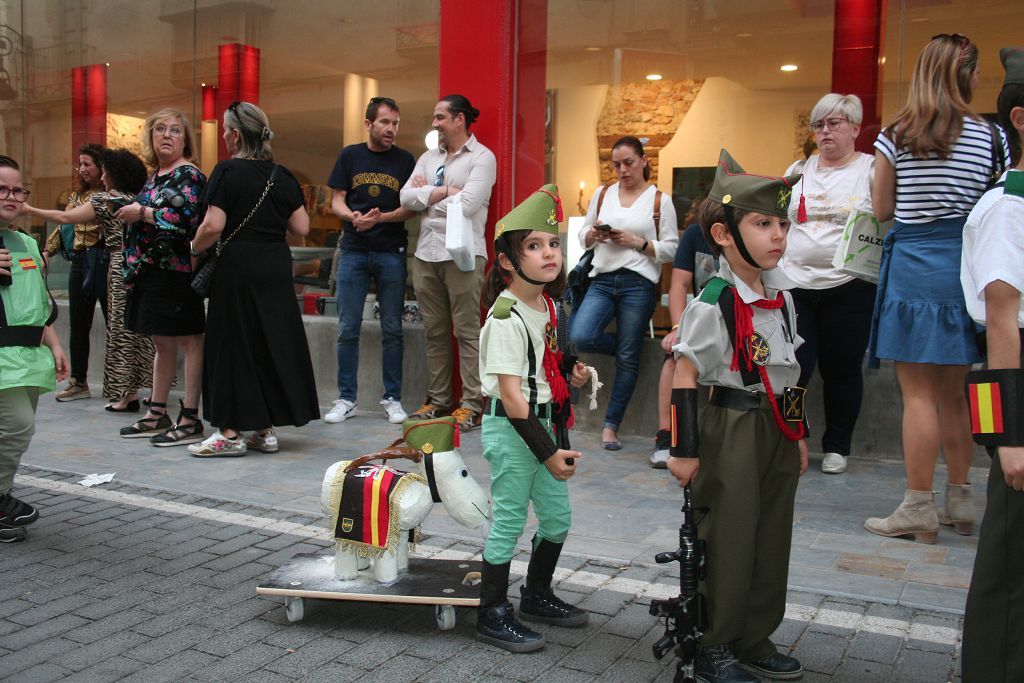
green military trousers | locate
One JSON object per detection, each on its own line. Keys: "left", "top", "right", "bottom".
{"left": 481, "top": 413, "right": 571, "bottom": 565}
{"left": 0, "top": 386, "right": 41, "bottom": 494}
{"left": 961, "top": 452, "right": 1024, "bottom": 682}
{"left": 692, "top": 401, "right": 800, "bottom": 661}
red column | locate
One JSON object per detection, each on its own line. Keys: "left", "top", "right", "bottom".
{"left": 215, "top": 43, "right": 261, "bottom": 159}
{"left": 70, "top": 64, "right": 107, "bottom": 168}
{"left": 831, "top": 0, "right": 887, "bottom": 153}
{"left": 202, "top": 84, "right": 218, "bottom": 121}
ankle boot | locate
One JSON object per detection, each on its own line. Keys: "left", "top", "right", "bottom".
{"left": 864, "top": 490, "right": 938, "bottom": 544}
{"left": 476, "top": 560, "right": 544, "bottom": 652}
{"left": 519, "top": 537, "right": 588, "bottom": 628}
{"left": 937, "top": 482, "right": 975, "bottom": 535}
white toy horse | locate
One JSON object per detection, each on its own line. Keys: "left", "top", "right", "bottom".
{"left": 320, "top": 418, "right": 490, "bottom": 586}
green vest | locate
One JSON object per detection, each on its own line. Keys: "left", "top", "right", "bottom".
{"left": 0, "top": 228, "right": 56, "bottom": 392}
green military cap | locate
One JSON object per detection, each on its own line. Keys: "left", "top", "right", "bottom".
{"left": 709, "top": 149, "right": 802, "bottom": 219}
{"left": 1001, "top": 47, "right": 1024, "bottom": 87}
{"left": 403, "top": 416, "right": 458, "bottom": 453}
{"left": 494, "top": 183, "right": 563, "bottom": 240}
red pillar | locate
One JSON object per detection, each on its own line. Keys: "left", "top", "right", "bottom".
{"left": 202, "top": 84, "right": 218, "bottom": 121}
{"left": 70, "top": 64, "right": 107, "bottom": 168}
{"left": 215, "top": 43, "right": 261, "bottom": 159}
{"left": 831, "top": 0, "right": 887, "bottom": 153}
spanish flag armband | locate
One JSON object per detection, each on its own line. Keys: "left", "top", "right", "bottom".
{"left": 966, "top": 369, "right": 1024, "bottom": 447}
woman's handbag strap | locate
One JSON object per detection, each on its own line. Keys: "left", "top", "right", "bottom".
{"left": 216, "top": 164, "right": 279, "bottom": 255}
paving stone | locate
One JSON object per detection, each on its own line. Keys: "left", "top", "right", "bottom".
{"left": 5, "top": 662, "right": 73, "bottom": 683}
{"left": 414, "top": 644, "right": 509, "bottom": 683}
{"left": 833, "top": 657, "right": 896, "bottom": 682}
{"left": 72, "top": 589, "right": 158, "bottom": 621}
{"left": 193, "top": 618, "right": 286, "bottom": 657}
{"left": 295, "top": 661, "right": 369, "bottom": 682}
{"left": 196, "top": 559, "right": 275, "bottom": 590}
{"left": 63, "top": 607, "right": 153, "bottom": 644}
{"left": 540, "top": 612, "right": 611, "bottom": 648}
{"left": 335, "top": 629, "right": 420, "bottom": 668}
{"left": 202, "top": 524, "right": 254, "bottom": 542}
{"left": 146, "top": 550, "right": 220, "bottom": 576}
{"left": 577, "top": 589, "right": 632, "bottom": 617}
{"left": 847, "top": 631, "right": 903, "bottom": 664}
{"left": 771, "top": 617, "right": 809, "bottom": 648}
{"left": 791, "top": 630, "right": 847, "bottom": 675}
{"left": 118, "top": 648, "right": 221, "bottom": 683}
{"left": 59, "top": 630, "right": 151, "bottom": 671}
{"left": 0, "top": 614, "right": 90, "bottom": 651}
{"left": 355, "top": 653, "right": 439, "bottom": 682}
{"left": 131, "top": 603, "right": 209, "bottom": 638}
{"left": 194, "top": 596, "right": 279, "bottom": 630}
{"left": 0, "top": 637, "right": 81, "bottom": 676}
{"left": 560, "top": 633, "right": 634, "bottom": 674}
{"left": 7, "top": 593, "right": 96, "bottom": 627}
{"left": 262, "top": 636, "right": 353, "bottom": 676}
{"left": 595, "top": 657, "right": 662, "bottom": 682}
{"left": 0, "top": 599, "right": 36, "bottom": 619}
{"left": 60, "top": 655, "right": 147, "bottom": 682}
{"left": 539, "top": 667, "right": 597, "bottom": 683}
{"left": 123, "top": 625, "right": 219, "bottom": 664}
{"left": 896, "top": 648, "right": 955, "bottom": 682}
{"left": 200, "top": 545, "right": 272, "bottom": 571}
{"left": 602, "top": 601, "right": 659, "bottom": 640}
{"left": 192, "top": 642, "right": 283, "bottom": 681}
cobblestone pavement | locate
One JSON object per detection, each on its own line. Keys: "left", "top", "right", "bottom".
{"left": 2, "top": 467, "right": 964, "bottom": 682}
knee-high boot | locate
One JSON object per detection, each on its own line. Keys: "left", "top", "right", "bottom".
{"left": 519, "top": 537, "right": 589, "bottom": 627}
{"left": 476, "top": 559, "right": 545, "bottom": 652}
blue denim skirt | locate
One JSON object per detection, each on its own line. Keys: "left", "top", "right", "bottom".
{"left": 867, "top": 216, "right": 981, "bottom": 367}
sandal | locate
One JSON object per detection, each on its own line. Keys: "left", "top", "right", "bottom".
{"left": 120, "top": 402, "right": 172, "bottom": 438}
{"left": 150, "top": 400, "right": 205, "bottom": 447}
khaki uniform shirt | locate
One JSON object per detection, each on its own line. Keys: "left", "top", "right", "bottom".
{"left": 673, "top": 260, "right": 803, "bottom": 394}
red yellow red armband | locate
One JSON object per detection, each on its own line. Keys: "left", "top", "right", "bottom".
{"left": 966, "top": 369, "right": 1023, "bottom": 447}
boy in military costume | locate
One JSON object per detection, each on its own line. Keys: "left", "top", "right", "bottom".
{"left": 960, "top": 47, "right": 1024, "bottom": 683}
{"left": 476, "top": 185, "right": 591, "bottom": 652}
{"left": 0, "top": 155, "right": 69, "bottom": 542}
{"left": 668, "top": 150, "right": 808, "bottom": 682}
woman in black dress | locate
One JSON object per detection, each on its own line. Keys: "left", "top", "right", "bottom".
{"left": 186, "top": 101, "right": 319, "bottom": 457}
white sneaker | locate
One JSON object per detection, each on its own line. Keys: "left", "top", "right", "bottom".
{"left": 324, "top": 399, "right": 357, "bottom": 423}
{"left": 649, "top": 448, "right": 670, "bottom": 469}
{"left": 245, "top": 429, "right": 279, "bottom": 453}
{"left": 380, "top": 398, "right": 407, "bottom": 424}
{"left": 822, "top": 452, "right": 848, "bottom": 474}
{"left": 187, "top": 432, "right": 247, "bottom": 458}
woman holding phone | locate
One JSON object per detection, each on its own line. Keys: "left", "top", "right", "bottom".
{"left": 570, "top": 136, "right": 678, "bottom": 450}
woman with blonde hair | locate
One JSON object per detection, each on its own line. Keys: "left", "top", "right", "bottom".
{"left": 114, "top": 108, "right": 207, "bottom": 447}
{"left": 865, "top": 34, "right": 1011, "bottom": 543}
{"left": 185, "top": 101, "right": 319, "bottom": 457}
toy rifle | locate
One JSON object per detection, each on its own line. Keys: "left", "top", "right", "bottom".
{"left": 650, "top": 484, "right": 707, "bottom": 683}
{"left": 555, "top": 299, "right": 577, "bottom": 463}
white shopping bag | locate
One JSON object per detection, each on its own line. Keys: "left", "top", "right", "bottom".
{"left": 831, "top": 209, "right": 891, "bottom": 284}
{"left": 444, "top": 194, "right": 475, "bottom": 272}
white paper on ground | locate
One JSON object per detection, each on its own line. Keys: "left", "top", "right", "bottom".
{"left": 78, "top": 473, "right": 116, "bottom": 487}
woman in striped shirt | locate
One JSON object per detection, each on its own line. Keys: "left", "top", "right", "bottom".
{"left": 865, "top": 34, "right": 1011, "bottom": 544}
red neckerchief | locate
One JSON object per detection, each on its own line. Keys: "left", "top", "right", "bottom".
{"left": 730, "top": 288, "right": 806, "bottom": 442}
{"left": 541, "top": 293, "right": 573, "bottom": 427}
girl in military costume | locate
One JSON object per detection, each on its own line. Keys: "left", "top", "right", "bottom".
{"left": 0, "top": 155, "right": 69, "bottom": 542}
{"left": 476, "top": 184, "right": 591, "bottom": 653}
{"left": 668, "top": 150, "right": 808, "bottom": 683}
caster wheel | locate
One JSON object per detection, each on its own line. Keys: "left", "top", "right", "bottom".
{"left": 285, "top": 596, "right": 305, "bottom": 623}
{"left": 435, "top": 604, "right": 456, "bottom": 631}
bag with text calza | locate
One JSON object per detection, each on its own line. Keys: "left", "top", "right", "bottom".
{"left": 832, "top": 209, "right": 891, "bottom": 284}
{"left": 444, "top": 193, "right": 475, "bottom": 272}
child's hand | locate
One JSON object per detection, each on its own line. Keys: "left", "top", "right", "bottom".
{"left": 569, "top": 362, "right": 590, "bottom": 388}
{"left": 51, "top": 344, "right": 69, "bottom": 382}
{"left": 798, "top": 439, "right": 809, "bottom": 476}
{"left": 667, "top": 457, "right": 699, "bottom": 486}
{"left": 0, "top": 247, "right": 11, "bottom": 277}
{"left": 661, "top": 328, "right": 678, "bottom": 353}
{"left": 546, "top": 449, "right": 581, "bottom": 480}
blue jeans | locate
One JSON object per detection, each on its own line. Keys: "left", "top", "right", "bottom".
{"left": 568, "top": 269, "right": 657, "bottom": 431}
{"left": 336, "top": 250, "right": 406, "bottom": 402}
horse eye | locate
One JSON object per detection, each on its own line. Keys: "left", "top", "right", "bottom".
{"left": 460, "top": 468, "right": 468, "bottom": 478}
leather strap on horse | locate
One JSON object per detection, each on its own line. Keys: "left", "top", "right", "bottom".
{"left": 343, "top": 445, "right": 423, "bottom": 473}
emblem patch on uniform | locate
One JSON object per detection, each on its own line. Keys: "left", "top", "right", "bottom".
{"left": 777, "top": 187, "right": 792, "bottom": 209}
{"left": 341, "top": 518, "right": 354, "bottom": 532}
{"left": 545, "top": 322, "right": 557, "bottom": 352}
{"left": 368, "top": 185, "right": 381, "bottom": 198}
{"left": 547, "top": 209, "right": 558, "bottom": 226}
{"left": 783, "top": 386, "right": 806, "bottom": 422}
{"left": 18, "top": 258, "right": 37, "bottom": 270}
{"left": 748, "top": 332, "right": 770, "bottom": 366}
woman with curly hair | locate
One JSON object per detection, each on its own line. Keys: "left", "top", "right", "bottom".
{"left": 864, "top": 34, "right": 1012, "bottom": 543}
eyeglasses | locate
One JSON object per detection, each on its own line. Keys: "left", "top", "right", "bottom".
{"left": 433, "top": 164, "right": 446, "bottom": 187}
{"left": 153, "top": 124, "right": 184, "bottom": 138}
{"left": 0, "top": 185, "right": 30, "bottom": 201}
{"left": 810, "top": 118, "right": 848, "bottom": 132}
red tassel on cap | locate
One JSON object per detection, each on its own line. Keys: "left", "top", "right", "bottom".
{"left": 797, "top": 193, "right": 807, "bottom": 224}
{"left": 539, "top": 187, "right": 564, "bottom": 222}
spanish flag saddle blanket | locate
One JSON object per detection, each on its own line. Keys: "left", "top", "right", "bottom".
{"left": 324, "top": 463, "right": 426, "bottom": 559}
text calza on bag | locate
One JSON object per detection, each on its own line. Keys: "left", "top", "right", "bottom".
{"left": 832, "top": 209, "right": 891, "bottom": 284}
{"left": 444, "top": 193, "right": 475, "bottom": 272}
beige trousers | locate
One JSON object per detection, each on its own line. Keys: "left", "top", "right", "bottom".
{"left": 411, "top": 256, "right": 486, "bottom": 413}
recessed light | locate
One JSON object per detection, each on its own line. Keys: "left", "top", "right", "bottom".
{"left": 646, "top": 73, "right": 663, "bottom": 81}
{"left": 910, "top": 17, "right": 929, "bottom": 23}
{"left": 104, "top": 62, "right": 110, "bottom": 67}
{"left": 736, "top": 32, "right": 752, "bottom": 38}
{"left": 780, "top": 64, "right": 798, "bottom": 72}
{"left": 584, "top": 46, "right": 601, "bottom": 52}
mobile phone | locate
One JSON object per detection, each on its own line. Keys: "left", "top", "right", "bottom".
{"left": 594, "top": 223, "right": 613, "bottom": 232}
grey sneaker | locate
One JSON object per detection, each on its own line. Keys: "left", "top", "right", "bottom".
{"left": 821, "top": 452, "right": 848, "bottom": 474}
{"left": 55, "top": 380, "right": 90, "bottom": 402}
{"left": 245, "top": 429, "right": 279, "bottom": 454}
{"left": 324, "top": 399, "right": 357, "bottom": 423}
{"left": 650, "top": 429, "right": 671, "bottom": 469}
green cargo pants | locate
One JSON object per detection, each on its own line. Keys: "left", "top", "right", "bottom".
{"left": 692, "top": 401, "right": 800, "bottom": 662}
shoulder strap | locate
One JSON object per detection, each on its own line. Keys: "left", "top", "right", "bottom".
{"left": 596, "top": 184, "right": 611, "bottom": 216}
{"left": 653, "top": 189, "right": 662, "bottom": 231}
{"left": 989, "top": 122, "right": 1006, "bottom": 184}
{"left": 492, "top": 296, "right": 515, "bottom": 320}
{"left": 508, "top": 307, "right": 538, "bottom": 404}
{"left": 217, "top": 164, "right": 279, "bottom": 255}
{"left": 698, "top": 276, "right": 730, "bottom": 304}
{"left": 715, "top": 286, "right": 761, "bottom": 387}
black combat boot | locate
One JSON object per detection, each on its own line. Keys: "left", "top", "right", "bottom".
{"left": 476, "top": 559, "right": 545, "bottom": 652}
{"left": 518, "top": 537, "right": 588, "bottom": 627}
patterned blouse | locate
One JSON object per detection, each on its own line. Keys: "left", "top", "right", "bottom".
{"left": 122, "top": 164, "right": 206, "bottom": 285}
{"left": 90, "top": 190, "right": 133, "bottom": 252}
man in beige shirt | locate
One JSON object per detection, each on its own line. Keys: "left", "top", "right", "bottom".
{"left": 400, "top": 94, "right": 496, "bottom": 431}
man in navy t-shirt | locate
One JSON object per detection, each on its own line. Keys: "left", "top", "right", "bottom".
{"left": 324, "top": 97, "right": 416, "bottom": 426}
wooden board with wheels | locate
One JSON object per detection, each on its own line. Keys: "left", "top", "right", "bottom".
{"left": 256, "top": 553, "right": 481, "bottom": 630}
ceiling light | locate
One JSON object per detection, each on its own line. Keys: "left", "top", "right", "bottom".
{"left": 736, "top": 32, "right": 752, "bottom": 38}
{"left": 780, "top": 64, "right": 798, "bottom": 72}
{"left": 584, "top": 46, "right": 601, "bottom": 52}
{"left": 910, "top": 17, "right": 929, "bottom": 23}
{"left": 646, "top": 73, "right": 663, "bottom": 81}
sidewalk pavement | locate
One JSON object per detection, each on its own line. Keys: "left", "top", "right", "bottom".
{"left": 3, "top": 467, "right": 963, "bottom": 682}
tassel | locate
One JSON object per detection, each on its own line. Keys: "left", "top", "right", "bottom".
{"left": 539, "top": 187, "right": 564, "bottom": 223}
{"left": 797, "top": 193, "right": 807, "bottom": 224}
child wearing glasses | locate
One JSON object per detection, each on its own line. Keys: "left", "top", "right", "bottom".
{"left": 0, "top": 155, "right": 69, "bottom": 542}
